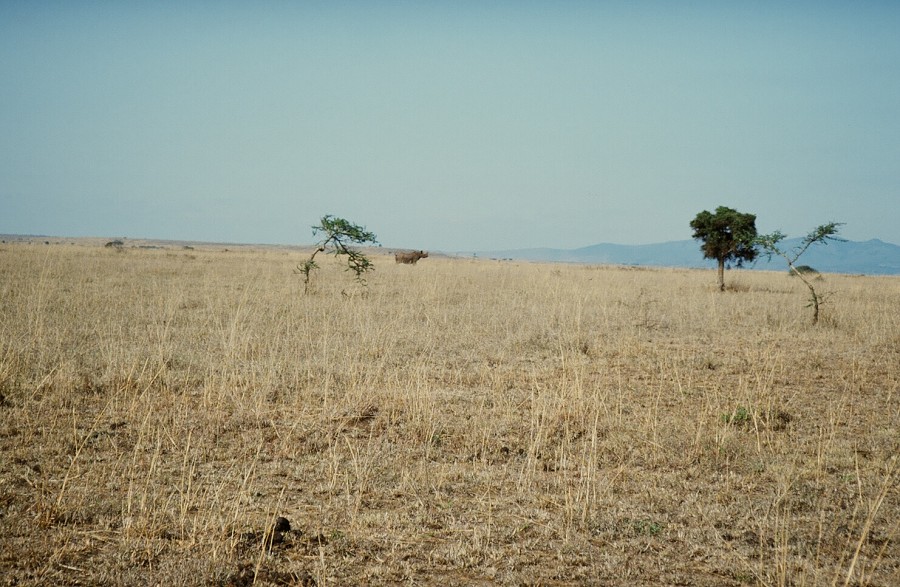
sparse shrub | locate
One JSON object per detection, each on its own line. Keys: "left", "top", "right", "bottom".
{"left": 722, "top": 406, "right": 753, "bottom": 425}
{"left": 756, "top": 222, "right": 844, "bottom": 324}
{"left": 791, "top": 265, "right": 819, "bottom": 276}
{"left": 629, "top": 518, "right": 664, "bottom": 536}
{"left": 296, "top": 215, "right": 378, "bottom": 294}
{"left": 639, "top": 520, "right": 664, "bottom": 536}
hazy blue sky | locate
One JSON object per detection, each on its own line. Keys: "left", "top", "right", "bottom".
{"left": 2, "top": 2, "right": 899, "bottom": 251}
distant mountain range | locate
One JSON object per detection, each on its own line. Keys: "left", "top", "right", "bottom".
{"left": 471, "top": 238, "right": 900, "bottom": 276}
{"left": 4, "top": 233, "right": 898, "bottom": 276}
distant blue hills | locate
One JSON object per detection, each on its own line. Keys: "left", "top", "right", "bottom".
{"left": 472, "top": 238, "right": 900, "bottom": 276}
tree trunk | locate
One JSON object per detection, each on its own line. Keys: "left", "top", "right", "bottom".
{"left": 789, "top": 263, "right": 821, "bottom": 324}
{"left": 717, "top": 258, "right": 725, "bottom": 292}
{"left": 803, "top": 277, "right": 820, "bottom": 325}
{"left": 812, "top": 293, "right": 820, "bottom": 324}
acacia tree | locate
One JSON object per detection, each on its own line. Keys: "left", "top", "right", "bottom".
{"left": 690, "top": 206, "right": 759, "bottom": 291}
{"left": 756, "top": 222, "right": 844, "bottom": 324}
{"left": 297, "top": 215, "right": 378, "bottom": 293}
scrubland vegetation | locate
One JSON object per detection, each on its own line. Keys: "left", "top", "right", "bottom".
{"left": 1, "top": 242, "right": 897, "bottom": 586}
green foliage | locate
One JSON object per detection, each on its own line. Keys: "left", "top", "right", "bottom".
{"left": 722, "top": 406, "right": 753, "bottom": 425}
{"left": 690, "top": 206, "right": 758, "bottom": 291}
{"left": 631, "top": 519, "right": 664, "bottom": 537}
{"left": 313, "top": 215, "right": 377, "bottom": 247}
{"left": 755, "top": 222, "right": 844, "bottom": 264}
{"left": 297, "top": 215, "right": 378, "bottom": 293}
{"left": 690, "top": 207, "right": 759, "bottom": 267}
{"left": 756, "top": 222, "right": 844, "bottom": 324}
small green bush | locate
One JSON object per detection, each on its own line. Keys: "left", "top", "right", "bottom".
{"left": 722, "top": 406, "right": 753, "bottom": 425}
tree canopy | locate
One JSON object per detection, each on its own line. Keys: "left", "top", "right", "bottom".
{"left": 297, "top": 215, "right": 378, "bottom": 293}
{"left": 756, "top": 222, "right": 845, "bottom": 324}
{"left": 690, "top": 206, "right": 758, "bottom": 291}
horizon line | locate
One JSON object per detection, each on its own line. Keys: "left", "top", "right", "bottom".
{"left": 1, "top": 233, "right": 897, "bottom": 252}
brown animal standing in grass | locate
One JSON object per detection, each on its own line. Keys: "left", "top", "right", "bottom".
{"left": 395, "top": 250, "right": 428, "bottom": 264}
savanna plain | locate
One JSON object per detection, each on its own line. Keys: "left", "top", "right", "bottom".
{"left": 0, "top": 241, "right": 897, "bottom": 586}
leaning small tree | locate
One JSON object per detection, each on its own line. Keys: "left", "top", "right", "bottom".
{"left": 297, "top": 215, "right": 378, "bottom": 293}
{"left": 690, "top": 206, "right": 759, "bottom": 291}
{"left": 756, "top": 222, "right": 845, "bottom": 324}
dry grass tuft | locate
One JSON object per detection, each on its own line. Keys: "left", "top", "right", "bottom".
{"left": 1, "top": 242, "right": 898, "bottom": 585}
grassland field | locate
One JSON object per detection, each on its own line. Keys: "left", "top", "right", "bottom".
{"left": 0, "top": 241, "right": 897, "bottom": 586}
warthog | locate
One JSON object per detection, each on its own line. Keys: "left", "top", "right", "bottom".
{"left": 395, "top": 250, "right": 429, "bottom": 265}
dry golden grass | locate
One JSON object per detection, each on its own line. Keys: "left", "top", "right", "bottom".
{"left": 0, "top": 242, "right": 898, "bottom": 586}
